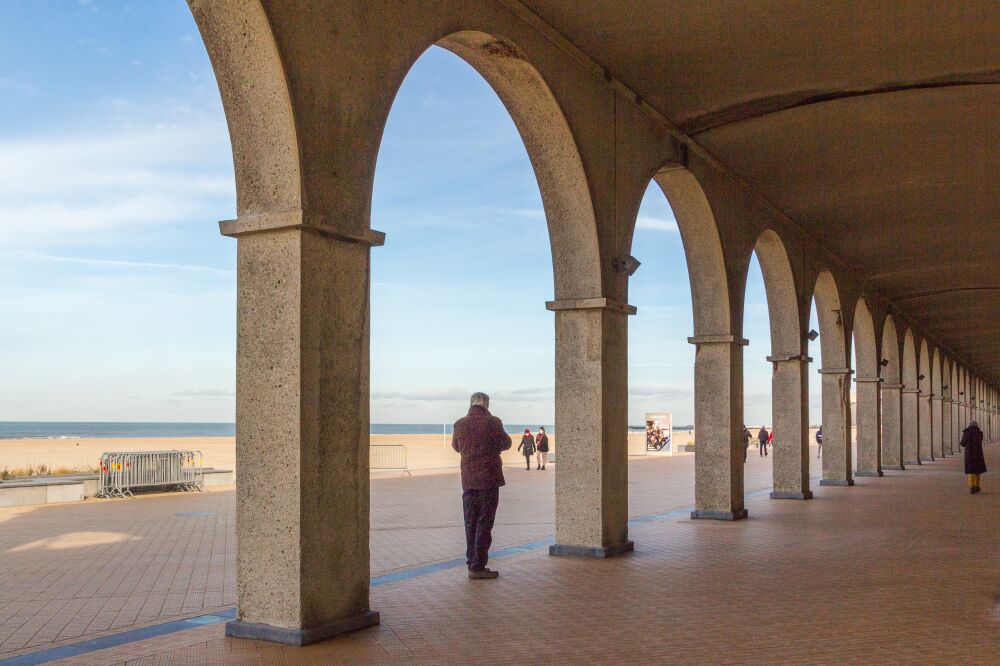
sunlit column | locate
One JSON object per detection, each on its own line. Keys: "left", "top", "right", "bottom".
{"left": 819, "top": 367, "right": 853, "bottom": 486}
{"left": 689, "top": 335, "right": 748, "bottom": 520}
{"left": 855, "top": 376, "right": 883, "bottom": 476}
{"left": 881, "top": 383, "right": 904, "bottom": 470}
{"left": 902, "top": 387, "right": 921, "bottom": 466}
{"left": 548, "top": 299, "right": 634, "bottom": 557}
{"left": 769, "top": 354, "right": 813, "bottom": 498}
{"left": 222, "top": 216, "right": 383, "bottom": 645}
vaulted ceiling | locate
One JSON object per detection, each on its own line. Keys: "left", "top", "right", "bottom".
{"left": 523, "top": 0, "right": 1000, "bottom": 385}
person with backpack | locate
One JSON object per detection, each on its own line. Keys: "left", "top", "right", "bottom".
{"left": 517, "top": 428, "right": 535, "bottom": 470}
{"left": 758, "top": 426, "right": 769, "bottom": 456}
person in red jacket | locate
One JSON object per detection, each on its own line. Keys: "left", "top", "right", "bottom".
{"left": 452, "top": 392, "right": 512, "bottom": 579}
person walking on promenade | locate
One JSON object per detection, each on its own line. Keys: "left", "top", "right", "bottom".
{"left": 452, "top": 392, "right": 513, "bottom": 579}
{"left": 743, "top": 426, "right": 752, "bottom": 463}
{"left": 815, "top": 426, "right": 823, "bottom": 459}
{"left": 517, "top": 428, "right": 535, "bottom": 470}
{"left": 535, "top": 426, "right": 549, "bottom": 470}
{"left": 960, "top": 420, "right": 986, "bottom": 495}
{"left": 758, "top": 426, "right": 769, "bottom": 456}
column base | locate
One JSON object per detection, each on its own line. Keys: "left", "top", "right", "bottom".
{"left": 548, "top": 540, "right": 634, "bottom": 558}
{"left": 882, "top": 465, "right": 905, "bottom": 471}
{"left": 226, "top": 611, "right": 380, "bottom": 646}
{"left": 819, "top": 479, "right": 855, "bottom": 487}
{"left": 690, "top": 508, "right": 748, "bottom": 521}
{"left": 904, "top": 460, "right": 922, "bottom": 466}
{"left": 854, "top": 470, "right": 884, "bottom": 477}
{"left": 769, "top": 491, "right": 813, "bottom": 500}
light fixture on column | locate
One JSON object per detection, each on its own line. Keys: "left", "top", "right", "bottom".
{"left": 942, "top": 384, "right": 949, "bottom": 390}
{"left": 918, "top": 374, "right": 925, "bottom": 381}
{"left": 807, "top": 329, "right": 819, "bottom": 341}
{"left": 880, "top": 358, "right": 890, "bottom": 367}
{"left": 612, "top": 255, "right": 641, "bottom": 276}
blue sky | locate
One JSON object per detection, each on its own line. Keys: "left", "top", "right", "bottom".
{"left": 0, "top": 1, "right": 824, "bottom": 426}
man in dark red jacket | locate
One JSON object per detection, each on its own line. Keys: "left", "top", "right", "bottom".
{"left": 452, "top": 392, "right": 512, "bottom": 579}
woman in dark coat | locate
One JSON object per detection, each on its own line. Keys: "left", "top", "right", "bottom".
{"left": 960, "top": 420, "right": 986, "bottom": 494}
{"left": 535, "top": 426, "right": 549, "bottom": 470}
{"left": 517, "top": 428, "right": 535, "bottom": 470}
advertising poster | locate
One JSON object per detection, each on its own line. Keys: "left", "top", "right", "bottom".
{"left": 645, "top": 412, "right": 672, "bottom": 454}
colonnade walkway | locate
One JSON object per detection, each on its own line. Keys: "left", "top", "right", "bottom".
{"left": 3, "top": 442, "right": 999, "bottom": 664}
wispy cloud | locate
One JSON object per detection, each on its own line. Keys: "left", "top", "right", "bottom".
{"left": 170, "top": 388, "right": 234, "bottom": 398}
{"left": 636, "top": 215, "right": 678, "bottom": 232}
{"left": 4, "top": 250, "right": 234, "bottom": 275}
{"left": 0, "top": 122, "right": 234, "bottom": 248}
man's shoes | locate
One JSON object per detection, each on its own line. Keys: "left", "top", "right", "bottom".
{"left": 970, "top": 486, "right": 977, "bottom": 495}
{"left": 468, "top": 568, "right": 499, "bottom": 580}
{"left": 973, "top": 486, "right": 982, "bottom": 494}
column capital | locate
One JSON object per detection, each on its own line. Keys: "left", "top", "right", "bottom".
{"left": 818, "top": 367, "right": 854, "bottom": 375}
{"left": 545, "top": 297, "right": 637, "bottom": 315}
{"left": 854, "top": 376, "right": 883, "bottom": 383}
{"left": 687, "top": 334, "right": 749, "bottom": 346}
{"left": 766, "top": 353, "right": 812, "bottom": 363}
{"left": 901, "top": 388, "right": 921, "bottom": 394}
{"left": 881, "top": 383, "right": 904, "bottom": 390}
{"left": 931, "top": 395, "right": 944, "bottom": 401}
{"left": 219, "top": 210, "right": 387, "bottom": 246}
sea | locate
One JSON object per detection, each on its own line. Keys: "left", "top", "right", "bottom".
{"left": 0, "top": 422, "right": 560, "bottom": 439}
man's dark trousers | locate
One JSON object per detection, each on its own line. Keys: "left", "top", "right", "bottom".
{"left": 463, "top": 487, "right": 499, "bottom": 571}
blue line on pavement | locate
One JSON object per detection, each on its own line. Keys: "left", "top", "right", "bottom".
{"left": 1, "top": 474, "right": 823, "bottom": 664}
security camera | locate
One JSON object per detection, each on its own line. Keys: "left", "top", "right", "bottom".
{"left": 880, "top": 359, "right": 890, "bottom": 367}
{"left": 612, "top": 255, "right": 641, "bottom": 277}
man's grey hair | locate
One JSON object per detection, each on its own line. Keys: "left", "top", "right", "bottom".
{"left": 470, "top": 392, "right": 490, "bottom": 408}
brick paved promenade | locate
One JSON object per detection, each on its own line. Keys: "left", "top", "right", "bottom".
{"left": 3, "top": 442, "right": 998, "bottom": 664}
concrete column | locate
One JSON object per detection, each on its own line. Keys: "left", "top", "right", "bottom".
{"left": 222, "top": 217, "right": 383, "bottom": 646}
{"left": 689, "top": 335, "right": 748, "bottom": 520}
{"left": 855, "top": 376, "right": 883, "bottom": 477}
{"left": 942, "top": 399, "right": 953, "bottom": 456}
{"left": 902, "top": 388, "right": 921, "bottom": 466}
{"left": 547, "top": 299, "right": 634, "bottom": 557}
{"left": 881, "top": 384, "right": 904, "bottom": 470}
{"left": 952, "top": 400, "right": 961, "bottom": 452}
{"left": 918, "top": 391, "right": 933, "bottom": 461}
{"left": 768, "top": 355, "right": 812, "bottom": 499}
{"left": 932, "top": 395, "right": 944, "bottom": 458}
{"left": 819, "top": 367, "right": 854, "bottom": 486}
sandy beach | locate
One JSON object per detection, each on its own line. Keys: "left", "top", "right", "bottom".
{"left": 0, "top": 428, "right": 835, "bottom": 478}
{"left": 0, "top": 430, "right": 706, "bottom": 477}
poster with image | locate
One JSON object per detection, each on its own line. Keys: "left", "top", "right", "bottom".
{"left": 645, "top": 413, "right": 672, "bottom": 454}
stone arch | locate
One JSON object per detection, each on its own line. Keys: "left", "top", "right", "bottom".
{"left": 651, "top": 167, "right": 731, "bottom": 337}
{"left": 918, "top": 339, "right": 932, "bottom": 461}
{"left": 853, "top": 298, "right": 881, "bottom": 475}
{"left": 902, "top": 328, "right": 920, "bottom": 465}
{"left": 853, "top": 298, "right": 878, "bottom": 382}
{"left": 753, "top": 230, "right": 800, "bottom": 357}
{"left": 752, "top": 230, "right": 809, "bottom": 497}
{"left": 903, "top": 330, "right": 918, "bottom": 392}
{"left": 881, "top": 315, "right": 901, "bottom": 384}
{"left": 880, "top": 315, "right": 904, "bottom": 470}
{"left": 188, "top": 0, "right": 301, "bottom": 217}
{"left": 424, "top": 31, "right": 602, "bottom": 300}
{"left": 919, "top": 340, "right": 931, "bottom": 395}
{"left": 813, "top": 271, "right": 848, "bottom": 369}
{"left": 812, "top": 270, "right": 853, "bottom": 484}
{"left": 932, "top": 347, "right": 944, "bottom": 457}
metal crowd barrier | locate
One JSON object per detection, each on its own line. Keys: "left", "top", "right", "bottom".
{"left": 370, "top": 444, "right": 412, "bottom": 476}
{"left": 96, "top": 450, "right": 204, "bottom": 498}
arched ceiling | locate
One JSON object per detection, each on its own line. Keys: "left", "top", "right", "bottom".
{"left": 522, "top": 0, "right": 1000, "bottom": 385}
